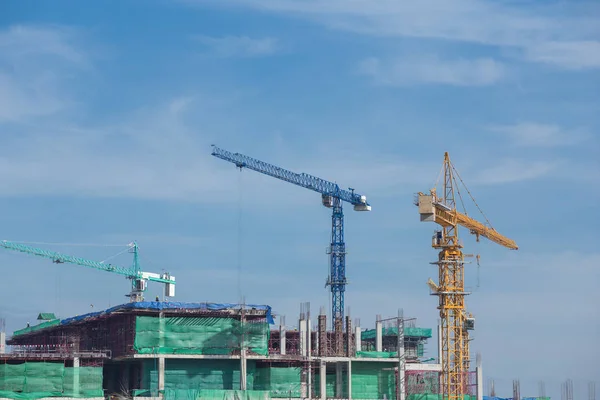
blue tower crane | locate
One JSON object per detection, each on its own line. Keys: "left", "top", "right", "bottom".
{"left": 0, "top": 240, "right": 176, "bottom": 302}
{"left": 211, "top": 145, "right": 371, "bottom": 326}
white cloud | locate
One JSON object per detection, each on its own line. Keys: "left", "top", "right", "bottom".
{"left": 473, "top": 159, "right": 555, "bottom": 184}
{"left": 0, "top": 25, "right": 86, "bottom": 64}
{"left": 185, "top": 0, "right": 600, "bottom": 69}
{"left": 490, "top": 122, "right": 589, "bottom": 147}
{"left": 358, "top": 56, "right": 505, "bottom": 86}
{"left": 525, "top": 40, "right": 600, "bottom": 70}
{"left": 193, "top": 35, "right": 279, "bottom": 57}
{"left": 0, "top": 25, "right": 86, "bottom": 122}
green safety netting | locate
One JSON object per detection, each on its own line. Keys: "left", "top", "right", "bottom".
{"left": 142, "top": 359, "right": 247, "bottom": 392}
{"left": 254, "top": 366, "right": 302, "bottom": 398}
{"left": 0, "top": 362, "right": 103, "bottom": 399}
{"left": 12, "top": 320, "right": 60, "bottom": 337}
{"left": 356, "top": 351, "right": 398, "bottom": 358}
{"left": 137, "top": 361, "right": 302, "bottom": 399}
{"left": 314, "top": 370, "right": 347, "bottom": 399}
{"left": 362, "top": 327, "right": 433, "bottom": 340}
{"left": 351, "top": 362, "right": 396, "bottom": 399}
{"left": 162, "top": 389, "right": 270, "bottom": 400}
{"left": 134, "top": 316, "right": 269, "bottom": 356}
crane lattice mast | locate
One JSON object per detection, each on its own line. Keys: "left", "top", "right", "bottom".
{"left": 416, "top": 152, "right": 517, "bottom": 400}
{"left": 211, "top": 145, "right": 371, "bottom": 328}
{"left": 1, "top": 240, "right": 176, "bottom": 302}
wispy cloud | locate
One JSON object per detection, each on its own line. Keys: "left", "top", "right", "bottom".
{"left": 473, "top": 159, "right": 556, "bottom": 184}
{"left": 0, "top": 25, "right": 86, "bottom": 123}
{"left": 489, "top": 122, "right": 589, "bottom": 147}
{"left": 358, "top": 56, "right": 505, "bottom": 86}
{"left": 0, "top": 24, "right": 86, "bottom": 64}
{"left": 185, "top": 0, "right": 600, "bottom": 69}
{"left": 193, "top": 35, "right": 280, "bottom": 57}
{"left": 525, "top": 41, "right": 600, "bottom": 70}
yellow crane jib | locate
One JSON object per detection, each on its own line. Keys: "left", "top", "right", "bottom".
{"left": 417, "top": 192, "right": 518, "bottom": 250}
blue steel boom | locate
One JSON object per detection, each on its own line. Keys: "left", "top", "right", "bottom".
{"left": 211, "top": 145, "right": 371, "bottom": 326}
{"left": 0, "top": 240, "right": 175, "bottom": 302}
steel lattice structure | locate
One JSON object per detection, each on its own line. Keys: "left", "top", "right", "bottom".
{"left": 211, "top": 145, "right": 371, "bottom": 326}
{"left": 417, "top": 152, "right": 517, "bottom": 400}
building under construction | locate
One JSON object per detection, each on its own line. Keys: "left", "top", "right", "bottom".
{"left": 0, "top": 301, "right": 467, "bottom": 399}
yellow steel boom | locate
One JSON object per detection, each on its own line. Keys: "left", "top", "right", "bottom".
{"left": 417, "top": 192, "right": 518, "bottom": 250}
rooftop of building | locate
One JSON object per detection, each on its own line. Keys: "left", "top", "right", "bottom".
{"left": 11, "top": 301, "right": 274, "bottom": 339}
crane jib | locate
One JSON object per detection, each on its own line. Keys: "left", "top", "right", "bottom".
{"left": 211, "top": 145, "right": 370, "bottom": 208}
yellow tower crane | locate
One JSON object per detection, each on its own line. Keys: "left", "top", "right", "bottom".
{"left": 416, "top": 152, "right": 518, "bottom": 400}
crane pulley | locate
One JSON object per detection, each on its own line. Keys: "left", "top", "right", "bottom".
{"left": 0, "top": 240, "right": 176, "bottom": 302}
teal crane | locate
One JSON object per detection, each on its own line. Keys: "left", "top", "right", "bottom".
{"left": 0, "top": 240, "right": 176, "bottom": 302}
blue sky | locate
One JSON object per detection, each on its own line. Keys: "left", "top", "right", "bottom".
{"left": 0, "top": 0, "right": 598, "bottom": 397}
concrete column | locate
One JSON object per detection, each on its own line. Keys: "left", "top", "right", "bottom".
{"left": 0, "top": 331, "right": 5, "bottom": 354}
{"left": 159, "top": 312, "right": 165, "bottom": 351}
{"left": 476, "top": 353, "right": 483, "bottom": 400}
{"left": 158, "top": 357, "right": 165, "bottom": 392}
{"left": 320, "top": 361, "right": 327, "bottom": 400}
{"left": 307, "top": 317, "right": 312, "bottom": 399}
{"left": 375, "top": 317, "right": 383, "bottom": 352}
{"left": 241, "top": 348, "right": 247, "bottom": 390}
{"left": 355, "top": 326, "right": 361, "bottom": 355}
{"left": 336, "top": 362, "right": 343, "bottom": 398}
{"left": 307, "top": 318, "right": 312, "bottom": 356}
{"left": 73, "top": 357, "right": 80, "bottom": 396}
{"left": 280, "top": 325, "right": 287, "bottom": 355}
{"left": 347, "top": 360, "right": 352, "bottom": 400}
{"left": 299, "top": 319, "right": 307, "bottom": 357}
{"left": 398, "top": 310, "right": 405, "bottom": 400}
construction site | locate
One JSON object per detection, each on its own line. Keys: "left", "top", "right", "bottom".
{"left": 0, "top": 149, "right": 579, "bottom": 400}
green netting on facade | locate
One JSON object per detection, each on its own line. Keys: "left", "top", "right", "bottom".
{"left": 362, "top": 327, "right": 433, "bottom": 340}
{"left": 0, "top": 362, "right": 103, "bottom": 399}
{"left": 314, "top": 370, "right": 348, "bottom": 399}
{"left": 141, "top": 359, "right": 250, "bottom": 394}
{"left": 356, "top": 351, "right": 398, "bottom": 358}
{"left": 407, "top": 396, "right": 476, "bottom": 400}
{"left": 137, "top": 361, "right": 301, "bottom": 399}
{"left": 12, "top": 320, "right": 60, "bottom": 337}
{"left": 254, "top": 366, "right": 302, "bottom": 398}
{"left": 134, "top": 316, "right": 269, "bottom": 356}
{"left": 351, "top": 362, "right": 396, "bottom": 399}
{"left": 162, "top": 389, "right": 270, "bottom": 400}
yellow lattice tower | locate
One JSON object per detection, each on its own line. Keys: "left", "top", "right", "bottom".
{"left": 417, "top": 152, "right": 518, "bottom": 399}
